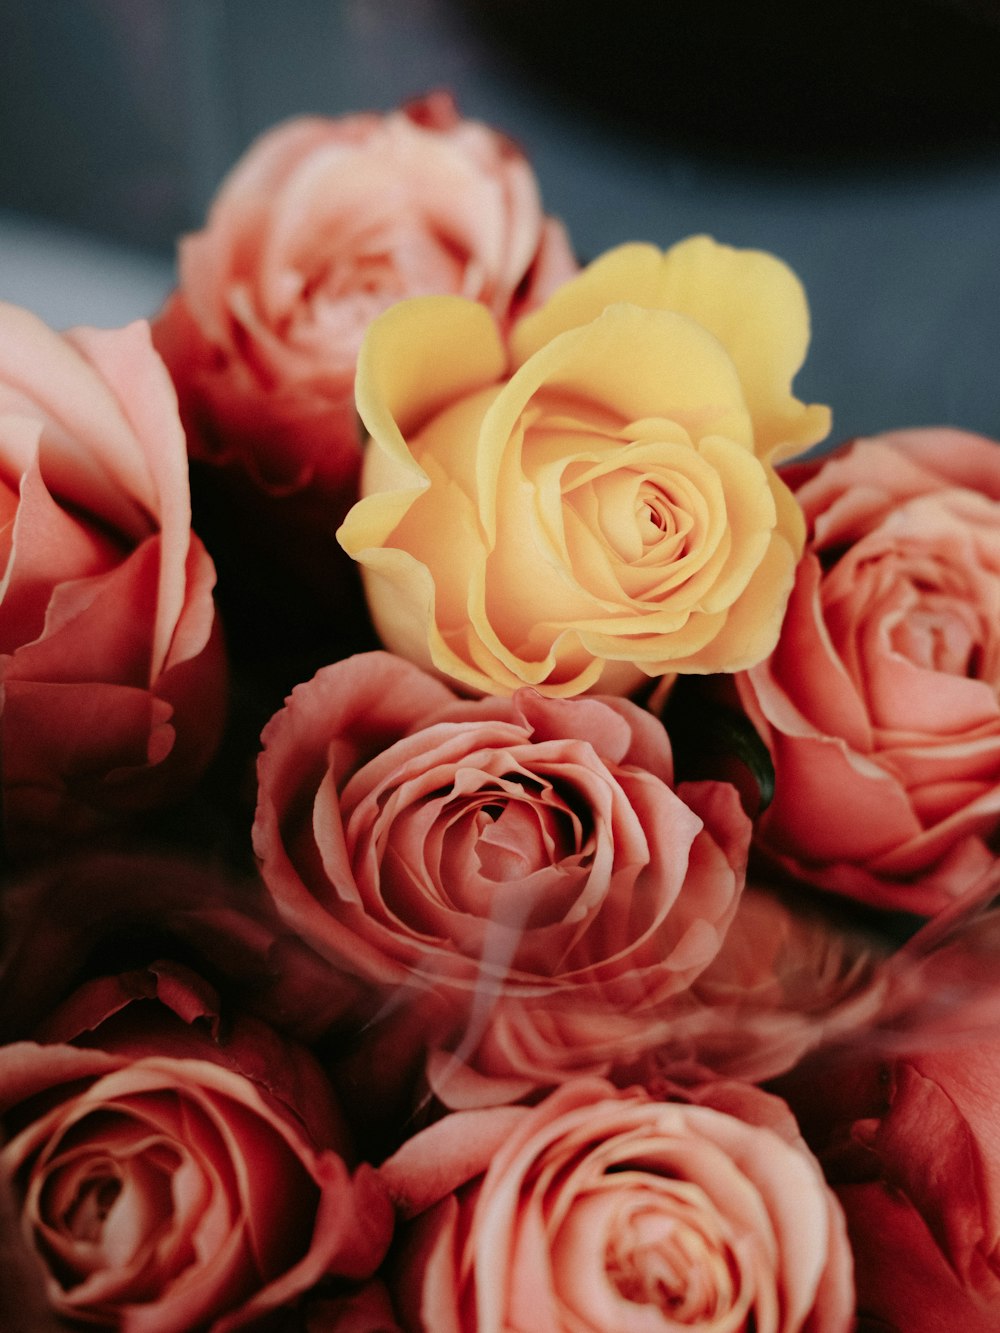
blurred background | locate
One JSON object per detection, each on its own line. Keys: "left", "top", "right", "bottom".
{"left": 1, "top": 0, "right": 999, "bottom": 442}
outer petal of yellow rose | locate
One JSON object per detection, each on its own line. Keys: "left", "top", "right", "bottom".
{"left": 342, "top": 397, "right": 514, "bottom": 696}
{"left": 355, "top": 293, "right": 507, "bottom": 462}
{"left": 511, "top": 238, "right": 830, "bottom": 463}
{"left": 338, "top": 296, "right": 508, "bottom": 662}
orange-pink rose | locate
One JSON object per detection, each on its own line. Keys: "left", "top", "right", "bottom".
{"left": 0, "top": 961, "right": 393, "bottom": 1331}
{"left": 253, "top": 652, "right": 751, "bottom": 1107}
{"left": 154, "top": 92, "right": 575, "bottom": 500}
{"left": 736, "top": 429, "right": 1000, "bottom": 915}
{"left": 380, "top": 1078, "right": 854, "bottom": 1333}
{"left": 0, "top": 304, "right": 225, "bottom": 856}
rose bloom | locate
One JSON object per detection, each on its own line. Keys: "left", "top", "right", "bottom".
{"left": 338, "top": 236, "right": 830, "bottom": 697}
{"left": 379, "top": 1077, "right": 854, "bottom": 1332}
{"left": 0, "top": 304, "right": 224, "bottom": 856}
{"left": 154, "top": 92, "right": 575, "bottom": 501}
{"left": 254, "top": 651, "right": 751, "bottom": 1105}
{"left": 777, "top": 907, "right": 1000, "bottom": 1333}
{"left": 736, "top": 428, "right": 1000, "bottom": 915}
{"left": 0, "top": 960, "right": 393, "bottom": 1331}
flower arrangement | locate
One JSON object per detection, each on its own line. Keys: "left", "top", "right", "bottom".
{"left": 0, "top": 93, "right": 997, "bottom": 1331}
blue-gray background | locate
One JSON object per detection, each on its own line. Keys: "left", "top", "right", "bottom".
{"left": 2, "top": 0, "right": 999, "bottom": 445}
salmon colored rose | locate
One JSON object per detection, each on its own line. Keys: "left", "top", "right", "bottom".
{"left": 254, "top": 652, "right": 751, "bottom": 1105}
{"left": 0, "top": 304, "right": 224, "bottom": 857}
{"left": 338, "top": 236, "right": 829, "bottom": 697}
{"left": 154, "top": 91, "right": 575, "bottom": 500}
{"left": 380, "top": 1078, "right": 854, "bottom": 1333}
{"left": 0, "top": 962, "right": 393, "bottom": 1331}
{"left": 736, "top": 428, "right": 1000, "bottom": 915}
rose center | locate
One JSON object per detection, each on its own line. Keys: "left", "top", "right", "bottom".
{"left": 639, "top": 496, "right": 667, "bottom": 536}
{"left": 604, "top": 1192, "right": 738, "bottom": 1323}
{"left": 890, "top": 595, "right": 984, "bottom": 678}
{"left": 472, "top": 795, "right": 563, "bottom": 883}
{"left": 33, "top": 1122, "right": 185, "bottom": 1292}
{"left": 63, "top": 1166, "right": 122, "bottom": 1243}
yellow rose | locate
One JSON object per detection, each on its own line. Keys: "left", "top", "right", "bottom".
{"left": 338, "top": 237, "right": 830, "bottom": 697}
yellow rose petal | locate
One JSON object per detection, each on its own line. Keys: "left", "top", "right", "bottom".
{"left": 512, "top": 237, "right": 831, "bottom": 462}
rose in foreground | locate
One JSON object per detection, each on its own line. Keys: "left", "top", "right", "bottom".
{"left": 736, "top": 428, "right": 1000, "bottom": 914}
{"left": 154, "top": 91, "right": 575, "bottom": 501}
{"left": 254, "top": 651, "right": 750, "bottom": 1107}
{"left": 0, "top": 304, "right": 224, "bottom": 856}
{"left": 339, "top": 236, "right": 829, "bottom": 697}
{"left": 380, "top": 1078, "right": 854, "bottom": 1332}
{"left": 0, "top": 961, "right": 393, "bottom": 1330}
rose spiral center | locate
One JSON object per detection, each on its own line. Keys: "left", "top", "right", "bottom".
{"left": 62, "top": 1165, "right": 123, "bottom": 1243}
{"left": 603, "top": 1188, "right": 738, "bottom": 1325}
{"left": 890, "top": 594, "right": 984, "bottom": 678}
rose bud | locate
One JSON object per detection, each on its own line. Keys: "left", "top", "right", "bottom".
{"left": 736, "top": 428, "right": 1000, "bottom": 915}
{"left": 380, "top": 1077, "right": 854, "bottom": 1332}
{"left": 339, "top": 236, "right": 829, "bottom": 697}
{"left": 0, "top": 303, "right": 225, "bottom": 858}
{"left": 254, "top": 652, "right": 751, "bottom": 1111}
{"left": 0, "top": 961, "right": 393, "bottom": 1330}
{"left": 153, "top": 93, "right": 575, "bottom": 633}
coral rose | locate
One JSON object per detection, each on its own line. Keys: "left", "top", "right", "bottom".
{"left": 254, "top": 652, "right": 751, "bottom": 1106}
{"left": 154, "top": 92, "right": 575, "bottom": 500}
{"left": 0, "top": 304, "right": 224, "bottom": 856}
{"left": 779, "top": 905, "right": 1000, "bottom": 1332}
{"left": 338, "top": 235, "right": 829, "bottom": 697}
{"left": 736, "top": 428, "right": 1000, "bottom": 914}
{"left": 380, "top": 1078, "right": 854, "bottom": 1332}
{"left": 0, "top": 962, "right": 393, "bottom": 1330}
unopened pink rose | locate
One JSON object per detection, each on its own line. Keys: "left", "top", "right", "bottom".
{"left": 0, "top": 303, "right": 225, "bottom": 856}
{"left": 0, "top": 962, "right": 393, "bottom": 1331}
{"left": 380, "top": 1077, "right": 854, "bottom": 1332}
{"left": 254, "top": 652, "right": 750, "bottom": 1108}
{"left": 736, "top": 428, "right": 1000, "bottom": 914}
{"left": 154, "top": 92, "right": 575, "bottom": 502}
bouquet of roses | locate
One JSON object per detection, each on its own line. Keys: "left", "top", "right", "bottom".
{"left": 1, "top": 92, "right": 997, "bottom": 1332}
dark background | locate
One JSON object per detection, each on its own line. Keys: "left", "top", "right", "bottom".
{"left": 2, "top": 0, "right": 999, "bottom": 444}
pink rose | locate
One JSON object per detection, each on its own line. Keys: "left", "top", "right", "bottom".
{"left": 0, "top": 304, "right": 225, "bottom": 856}
{"left": 380, "top": 1078, "right": 854, "bottom": 1332}
{"left": 736, "top": 428, "right": 1000, "bottom": 914}
{"left": 254, "top": 652, "right": 750, "bottom": 1108}
{"left": 154, "top": 95, "right": 574, "bottom": 636}
{"left": 0, "top": 961, "right": 393, "bottom": 1330}
{"left": 153, "top": 91, "right": 574, "bottom": 515}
